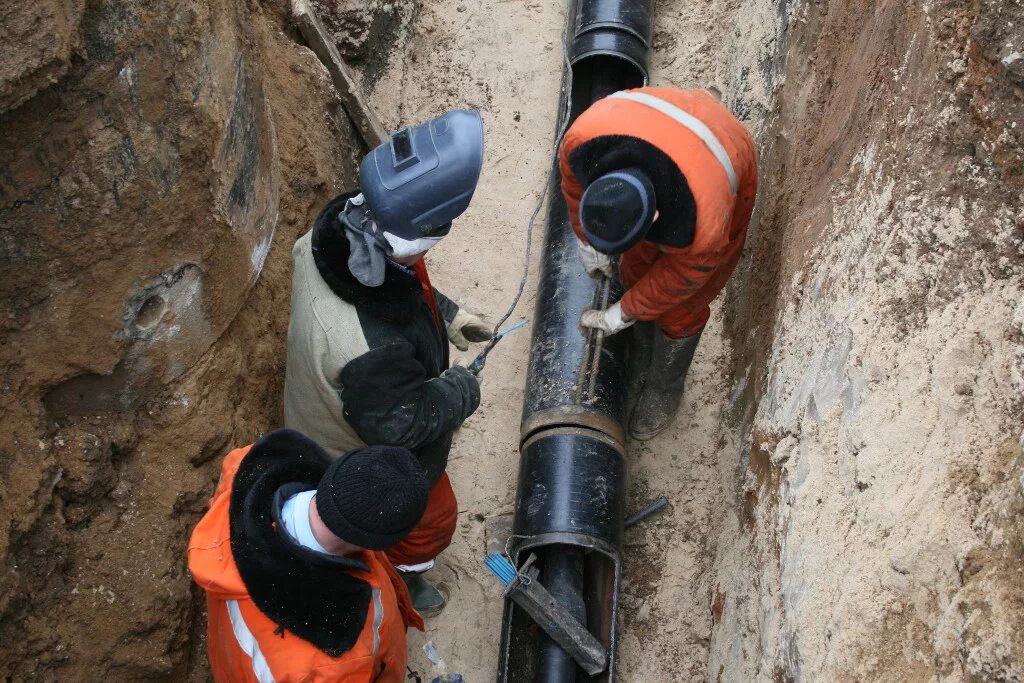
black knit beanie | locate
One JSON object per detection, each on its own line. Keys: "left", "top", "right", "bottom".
{"left": 315, "top": 446, "right": 429, "bottom": 550}
{"left": 580, "top": 167, "right": 657, "bottom": 254}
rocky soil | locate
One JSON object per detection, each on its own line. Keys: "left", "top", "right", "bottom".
{"left": 1, "top": 0, "right": 1021, "bottom": 681}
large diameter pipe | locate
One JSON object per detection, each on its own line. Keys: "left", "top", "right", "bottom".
{"left": 534, "top": 547, "right": 587, "bottom": 683}
{"left": 498, "top": 0, "right": 654, "bottom": 681}
{"left": 516, "top": 430, "right": 628, "bottom": 681}
{"left": 570, "top": 0, "right": 653, "bottom": 84}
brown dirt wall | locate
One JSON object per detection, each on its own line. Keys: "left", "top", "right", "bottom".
{"left": 0, "top": 0, "right": 361, "bottom": 678}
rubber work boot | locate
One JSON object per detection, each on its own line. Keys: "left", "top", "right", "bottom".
{"left": 401, "top": 573, "right": 447, "bottom": 618}
{"left": 627, "top": 321, "right": 656, "bottom": 407}
{"left": 629, "top": 327, "right": 703, "bottom": 441}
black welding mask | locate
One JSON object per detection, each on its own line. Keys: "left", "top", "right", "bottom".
{"left": 359, "top": 109, "right": 484, "bottom": 257}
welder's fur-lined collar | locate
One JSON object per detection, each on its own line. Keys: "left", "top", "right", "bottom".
{"left": 311, "top": 191, "right": 424, "bottom": 324}
{"left": 568, "top": 135, "right": 698, "bottom": 248}
{"left": 229, "top": 428, "right": 371, "bottom": 657}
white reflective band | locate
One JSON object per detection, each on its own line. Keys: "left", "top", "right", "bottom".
{"left": 226, "top": 600, "right": 276, "bottom": 683}
{"left": 609, "top": 91, "right": 738, "bottom": 195}
{"left": 395, "top": 560, "right": 434, "bottom": 573}
{"left": 371, "top": 588, "right": 383, "bottom": 657}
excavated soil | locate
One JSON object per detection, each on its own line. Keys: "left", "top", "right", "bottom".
{"left": 0, "top": 0, "right": 362, "bottom": 678}
{"left": 1, "top": 0, "right": 1021, "bottom": 681}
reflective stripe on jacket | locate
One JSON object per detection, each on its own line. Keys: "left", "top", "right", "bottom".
{"left": 559, "top": 87, "right": 758, "bottom": 321}
{"left": 188, "top": 444, "right": 422, "bottom": 682}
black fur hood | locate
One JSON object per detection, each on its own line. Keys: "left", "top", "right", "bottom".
{"left": 311, "top": 192, "right": 425, "bottom": 324}
{"left": 567, "top": 135, "right": 698, "bottom": 248}
{"left": 229, "top": 428, "right": 372, "bottom": 657}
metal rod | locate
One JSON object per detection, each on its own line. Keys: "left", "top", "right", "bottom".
{"left": 575, "top": 281, "right": 607, "bottom": 403}
{"left": 624, "top": 496, "right": 670, "bottom": 528}
{"left": 586, "top": 278, "right": 613, "bottom": 399}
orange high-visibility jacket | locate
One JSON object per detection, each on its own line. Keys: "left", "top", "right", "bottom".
{"left": 559, "top": 87, "right": 758, "bottom": 331}
{"left": 188, "top": 433, "right": 423, "bottom": 683}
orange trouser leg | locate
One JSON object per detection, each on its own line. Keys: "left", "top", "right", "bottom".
{"left": 385, "top": 473, "right": 458, "bottom": 567}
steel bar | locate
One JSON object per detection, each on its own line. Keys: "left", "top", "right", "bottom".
{"left": 624, "top": 496, "right": 670, "bottom": 529}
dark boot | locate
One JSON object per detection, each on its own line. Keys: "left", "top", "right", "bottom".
{"left": 629, "top": 327, "right": 703, "bottom": 441}
{"left": 627, "top": 321, "right": 656, "bottom": 406}
{"left": 401, "top": 573, "right": 447, "bottom": 617}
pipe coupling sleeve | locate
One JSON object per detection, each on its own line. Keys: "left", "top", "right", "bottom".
{"left": 513, "top": 428, "right": 627, "bottom": 551}
{"left": 569, "top": 0, "right": 654, "bottom": 82}
{"left": 574, "top": 0, "right": 652, "bottom": 46}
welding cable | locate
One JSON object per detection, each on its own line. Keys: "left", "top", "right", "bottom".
{"left": 475, "top": 18, "right": 576, "bottom": 368}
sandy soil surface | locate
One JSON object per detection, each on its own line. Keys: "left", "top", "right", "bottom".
{"left": 366, "top": 1, "right": 566, "bottom": 677}
{"left": 360, "top": 1, "right": 779, "bottom": 680}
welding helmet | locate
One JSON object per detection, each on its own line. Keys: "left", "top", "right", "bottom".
{"left": 579, "top": 167, "right": 657, "bottom": 255}
{"left": 359, "top": 109, "right": 484, "bottom": 257}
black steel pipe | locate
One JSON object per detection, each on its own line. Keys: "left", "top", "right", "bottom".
{"left": 570, "top": 0, "right": 653, "bottom": 80}
{"left": 498, "top": 0, "right": 654, "bottom": 681}
{"left": 534, "top": 547, "right": 587, "bottom": 683}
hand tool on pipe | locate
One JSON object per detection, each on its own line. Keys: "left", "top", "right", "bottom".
{"left": 485, "top": 553, "right": 607, "bottom": 676}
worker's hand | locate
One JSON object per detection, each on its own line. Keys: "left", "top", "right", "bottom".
{"left": 580, "top": 301, "right": 634, "bottom": 336}
{"left": 577, "top": 241, "right": 614, "bottom": 279}
{"left": 453, "top": 359, "right": 483, "bottom": 384}
{"left": 447, "top": 309, "right": 491, "bottom": 351}
{"left": 443, "top": 363, "right": 483, "bottom": 403}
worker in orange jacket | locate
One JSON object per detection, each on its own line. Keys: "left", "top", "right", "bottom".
{"left": 559, "top": 87, "right": 758, "bottom": 440}
{"left": 188, "top": 429, "right": 428, "bottom": 682}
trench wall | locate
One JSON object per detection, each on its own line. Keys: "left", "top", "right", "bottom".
{"left": 1, "top": 0, "right": 1021, "bottom": 680}
{"left": 713, "top": 0, "right": 1024, "bottom": 679}
{"left": 0, "top": 0, "right": 364, "bottom": 678}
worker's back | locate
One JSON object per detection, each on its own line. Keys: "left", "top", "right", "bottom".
{"left": 284, "top": 225, "right": 368, "bottom": 458}
{"left": 283, "top": 192, "right": 476, "bottom": 486}
{"left": 188, "top": 433, "right": 423, "bottom": 682}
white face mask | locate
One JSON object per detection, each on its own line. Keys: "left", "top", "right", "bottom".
{"left": 383, "top": 231, "right": 445, "bottom": 258}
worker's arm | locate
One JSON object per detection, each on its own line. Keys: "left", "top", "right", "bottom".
{"left": 432, "top": 288, "right": 491, "bottom": 350}
{"left": 340, "top": 342, "right": 481, "bottom": 449}
{"left": 622, "top": 161, "right": 757, "bottom": 320}
{"left": 432, "top": 288, "right": 459, "bottom": 325}
{"left": 620, "top": 248, "right": 720, "bottom": 320}
{"left": 559, "top": 132, "right": 587, "bottom": 241}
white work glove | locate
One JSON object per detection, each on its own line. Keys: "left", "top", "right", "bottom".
{"left": 447, "top": 309, "right": 491, "bottom": 351}
{"left": 580, "top": 301, "right": 634, "bottom": 336}
{"left": 577, "top": 240, "right": 614, "bottom": 279}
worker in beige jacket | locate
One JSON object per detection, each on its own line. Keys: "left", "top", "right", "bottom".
{"left": 284, "top": 109, "right": 489, "bottom": 615}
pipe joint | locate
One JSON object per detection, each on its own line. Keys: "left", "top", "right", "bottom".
{"left": 570, "top": 0, "right": 653, "bottom": 84}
